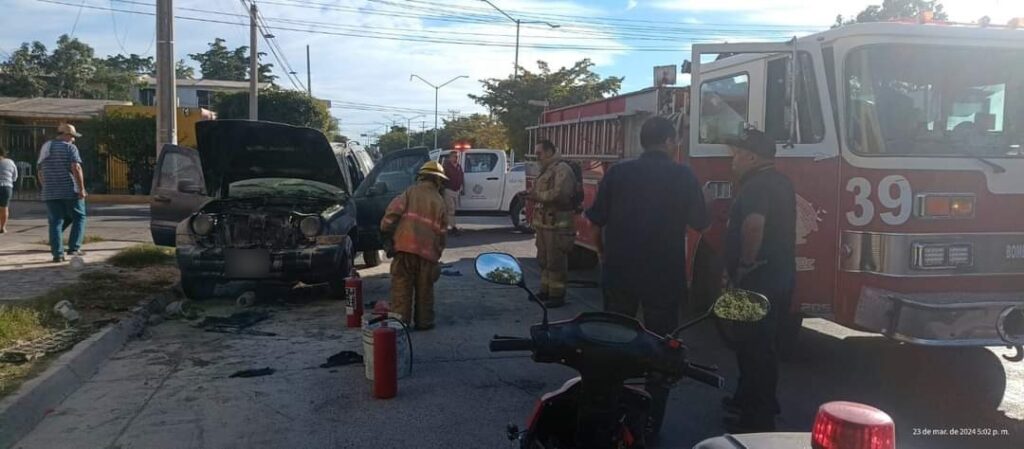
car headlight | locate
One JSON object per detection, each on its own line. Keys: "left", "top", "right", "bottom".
{"left": 191, "top": 214, "right": 214, "bottom": 236}
{"left": 299, "top": 216, "right": 322, "bottom": 237}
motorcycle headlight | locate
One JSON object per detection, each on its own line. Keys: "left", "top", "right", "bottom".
{"left": 299, "top": 216, "right": 322, "bottom": 237}
{"left": 191, "top": 214, "right": 214, "bottom": 236}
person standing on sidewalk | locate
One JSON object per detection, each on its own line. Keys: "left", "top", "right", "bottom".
{"left": 529, "top": 139, "right": 576, "bottom": 308}
{"left": 37, "top": 124, "right": 87, "bottom": 262}
{"left": 584, "top": 116, "right": 709, "bottom": 437}
{"left": 380, "top": 161, "right": 449, "bottom": 330}
{"left": 442, "top": 151, "right": 464, "bottom": 234}
{"left": 721, "top": 128, "right": 796, "bottom": 433}
{"left": 0, "top": 147, "right": 17, "bottom": 233}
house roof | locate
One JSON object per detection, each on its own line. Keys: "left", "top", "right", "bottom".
{"left": 0, "top": 97, "right": 132, "bottom": 120}
{"left": 138, "top": 75, "right": 271, "bottom": 90}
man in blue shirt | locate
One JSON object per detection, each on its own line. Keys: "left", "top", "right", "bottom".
{"left": 585, "top": 116, "right": 709, "bottom": 437}
{"left": 37, "top": 123, "right": 87, "bottom": 262}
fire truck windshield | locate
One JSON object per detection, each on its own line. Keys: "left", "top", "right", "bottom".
{"left": 845, "top": 44, "right": 1024, "bottom": 158}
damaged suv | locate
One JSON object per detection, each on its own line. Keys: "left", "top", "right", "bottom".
{"left": 149, "top": 120, "right": 357, "bottom": 299}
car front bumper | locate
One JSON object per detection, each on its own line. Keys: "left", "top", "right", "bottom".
{"left": 854, "top": 287, "right": 1024, "bottom": 346}
{"left": 176, "top": 240, "right": 351, "bottom": 284}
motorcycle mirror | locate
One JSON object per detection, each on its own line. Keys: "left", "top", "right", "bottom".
{"left": 475, "top": 253, "right": 525, "bottom": 286}
{"left": 712, "top": 288, "right": 771, "bottom": 322}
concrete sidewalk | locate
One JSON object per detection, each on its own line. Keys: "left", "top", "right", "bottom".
{"left": 0, "top": 200, "right": 153, "bottom": 302}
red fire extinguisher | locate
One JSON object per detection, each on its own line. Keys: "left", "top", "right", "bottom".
{"left": 373, "top": 326, "right": 397, "bottom": 399}
{"left": 345, "top": 276, "right": 363, "bottom": 328}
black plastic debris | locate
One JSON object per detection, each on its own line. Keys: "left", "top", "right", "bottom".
{"left": 320, "top": 350, "right": 363, "bottom": 368}
{"left": 197, "top": 310, "right": 271, "bottom": 335}
{"left": 229, "top": 367, "right": 275, "bottom": 378}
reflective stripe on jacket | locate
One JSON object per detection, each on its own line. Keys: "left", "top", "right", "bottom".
{"left": 381, "top": 180, "right": 448, "bottom": 262}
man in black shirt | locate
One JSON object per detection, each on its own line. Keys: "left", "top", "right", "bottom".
{"left": 585, "top": 116, "right": 709, "bottom": 437}
{"left": 722, "top": 128, "right": 795, "bottom": 432}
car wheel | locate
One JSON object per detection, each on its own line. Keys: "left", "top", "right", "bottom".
{"left": 362, "top": 250, "right": 382, "bottom": 267}
{"left": 511, "top": 196, "right": 534, "bottom": 234}
{"left": 181, "top": 275, "right": 217, "bottom": 300}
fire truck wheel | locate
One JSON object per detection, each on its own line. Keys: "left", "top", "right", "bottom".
{"left": 511, "top": 196, "right": 534, "bottom": 234}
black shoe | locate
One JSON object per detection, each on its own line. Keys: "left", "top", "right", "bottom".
{"left": 66, "top": 249, "right": 86, "bottom": 256}
{"left": 723, "top": 414, "right": 776, "bottom": 433}
{"left": 52, "top": 255, "right": 66, "bottom": 263}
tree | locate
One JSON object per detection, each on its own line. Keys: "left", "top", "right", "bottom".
{"left": 0, "top": 41, "right": 49, "bottom": 97}
{"left": 175, "top": 60, "right": 196, "bottom": 79}
{"left": 470, "top": 59, "right": 622, "bottom": 157}
{"left": 212, "top": 89, "right": 331, "bottom": 132}
{"left": 378, "top": 126, "right": 412, "bottom": 153}
{"left": 834, "top": 0, "right": 948, "bottom": 27}
{"left": 78, "top": 114, "right": 157, "bottom": 194}
{"left": 45, "top": 35, "right": 99, "bottom": 98}
{"left": 189, "top": 38, "right": 275, "bottom": 82}
{"left": 445, "top": 114, "right": 508, "bottom": 149}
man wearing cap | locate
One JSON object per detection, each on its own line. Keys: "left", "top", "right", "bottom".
{"left": 380, "top": 161, "right": 449, "bottom": 330}
{"left": 37, "top": 123, "right": 87, "bottom": 263}
{"left": 721, "top": 128, "right": 796, "bottom": 432}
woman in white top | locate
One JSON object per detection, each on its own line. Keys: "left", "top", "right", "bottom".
{"left": 0, "top": 147, "right": 18, "bottom": 233}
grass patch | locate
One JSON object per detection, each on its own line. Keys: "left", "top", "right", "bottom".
{"left": 108, "top": 244, "right": 175, "bottom": 268}
{"left": 35, "top": 235, "right": 107, "bottom": 246}
{"left": 0, "top": 306, "right": 50, "bottom": 350}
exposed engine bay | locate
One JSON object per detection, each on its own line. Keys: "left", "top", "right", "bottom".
{"left": 193, "top": 197, "right": 339, "bottom": 250}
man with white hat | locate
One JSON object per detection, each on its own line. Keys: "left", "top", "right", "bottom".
{"left": 37, "top": 123, "right": 87, "bottom": 263}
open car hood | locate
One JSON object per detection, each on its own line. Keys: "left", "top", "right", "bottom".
{"left": 196, "top": 120, "right": 345, "bottom": 196}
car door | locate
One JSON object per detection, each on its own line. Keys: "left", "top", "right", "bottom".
{"left": 352, "top": 148, "right": 430, "bottom": 251}
{"left": 460, "top": 151, "right": 504, "bottom": 210}
{"left": 150, "top": 144, "right": 209, "bottom": 246}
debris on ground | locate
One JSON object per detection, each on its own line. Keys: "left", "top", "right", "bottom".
{"left": 68, "top": 257, "right": 86, "bottom": 270}
{"left": 229, "top": 367, "right": 275, "bottom": 378}
{"left": 320, "top": 350, "right": 363, "bottom": 368}
{"left": 441, "top": 269, "right": 462, "bottom": 277}
{"left": 163, "top": 300, "right": 198, "bottom": 320}
{"left": 0, "top": 328, "right": 88, "bottom": 364}
{"left": 196, "top": 310, "right": 276, "bottom": 336}
{"left": 52, "top": 300, "right": 81, "bottom": 323}
{"left": 236, "top": 291, "right": 257, "bottom": 308}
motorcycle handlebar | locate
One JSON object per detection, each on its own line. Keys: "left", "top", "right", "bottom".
{"left": 489, "top": 337, "right": 534, "bottom": 352}
{"left": 682, "top": 363, "right": 724, "bottom": 389}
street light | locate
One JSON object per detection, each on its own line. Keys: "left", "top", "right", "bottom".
{"left": 479, "top": 0, "right": 559, "bottom": 79}
{"left": 393, "top": 114, "right": 425, "bottom": 148}
{"left": 410, "top": 74, "right": 468, "bottom": 149}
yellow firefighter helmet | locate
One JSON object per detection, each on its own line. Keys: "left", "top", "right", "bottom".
{"left": 417, "top": 161, "right": 449, "bottom": 181}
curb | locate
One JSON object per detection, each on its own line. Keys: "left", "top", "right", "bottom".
{"left": 0, "top": 291, "right": 177, "bottom": 449}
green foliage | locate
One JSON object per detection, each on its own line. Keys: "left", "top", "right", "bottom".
{"left": 212, "top": 89, "right": 332, "bottom": 132}
{"left": 834, "top": 0, "right": 948, "bottom": 27}
{"left": 108, "top": 244, "right": 175, "bottom": 268}
{"left": 378, "top": 126, "right": 412, "bottom": 154}
{"left": 188, "top": 38, "right": 275, "bottom": 83}
{"left": 0, "top": 41, "right": 49, "bottom": 97}
{"left": 78, "top": 114, "right": 156, "bottom": 193}
{"left": 470, "top": 59, "right": 622, "bottom": 157}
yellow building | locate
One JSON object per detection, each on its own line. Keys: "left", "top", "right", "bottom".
{"left": 104, "top": 105, "right": 216, "bottom": 148}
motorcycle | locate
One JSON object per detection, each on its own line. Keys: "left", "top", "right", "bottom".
{"left": 474, "top": 252, "right": 771, "bottom": 449}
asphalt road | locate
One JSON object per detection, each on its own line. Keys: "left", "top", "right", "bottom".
{"left": 12, "top": 216, "right": 1024, "bottom": 449}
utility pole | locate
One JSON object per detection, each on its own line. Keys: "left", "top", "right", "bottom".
{"left": 480, "top": 0, "right": 558, "bottom": 80}
{"left": 305, "top": 44, "right": 311, "bottom": 96}
{"left": 448, "top": 109, "right": 460, "bottom": 121}
{"left": 410, "top": 74, "right": 468, "bottom": 149}
{"left": 248, "top": 2, "right": 258, "bottom": 120}
{"left": 155, "top": 0, "right": 177, "bottom": 155}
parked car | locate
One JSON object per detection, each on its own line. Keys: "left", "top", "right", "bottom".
{"left": 149, "top": 120, "right": 359, "bottom": 299}
{"left": 332, "top": 141, "right": 375, "bottom": 192}
{"left": 351, "top": 147, "right": 435, "bottom": 266}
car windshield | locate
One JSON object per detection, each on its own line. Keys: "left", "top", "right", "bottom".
{"left": 229, "top": 178, "right": 345, "bottom": 200}
{"left": 845, "top": 44, "right": 1024, "bottom": 157}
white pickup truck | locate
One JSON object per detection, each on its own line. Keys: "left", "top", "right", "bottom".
{"left": 437, "top": 148, "right": 531, "bottom": 231}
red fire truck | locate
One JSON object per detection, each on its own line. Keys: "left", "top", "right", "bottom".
{"left": 527, "top": 20, "right": 1024, "bottom": 349}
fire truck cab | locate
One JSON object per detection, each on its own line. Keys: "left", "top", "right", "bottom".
{"left": 532, "top": 21, "right": 1024, "bottom": 348}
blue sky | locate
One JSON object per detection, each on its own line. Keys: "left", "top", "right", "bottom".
{"left": 4, "top": 0, "right": 1024, "bottom": 140}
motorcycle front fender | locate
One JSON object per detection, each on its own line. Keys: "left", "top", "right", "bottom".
{"left": 523, "top": 377, "right": 652, "bottom": 448}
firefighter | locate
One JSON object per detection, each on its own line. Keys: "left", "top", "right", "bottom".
{"left": 380, "top": 161, "right": 449, "bottom": 330}
{"left": 529, "top": 139, "right": 576, "bottom": 308}
{"left": 721, "top": 128, "right": 796, "bottom": 433}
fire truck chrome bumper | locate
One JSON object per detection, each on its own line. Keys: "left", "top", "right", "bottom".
{"left": 854, "top": 287, "right": 1024, "bottom": 346}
